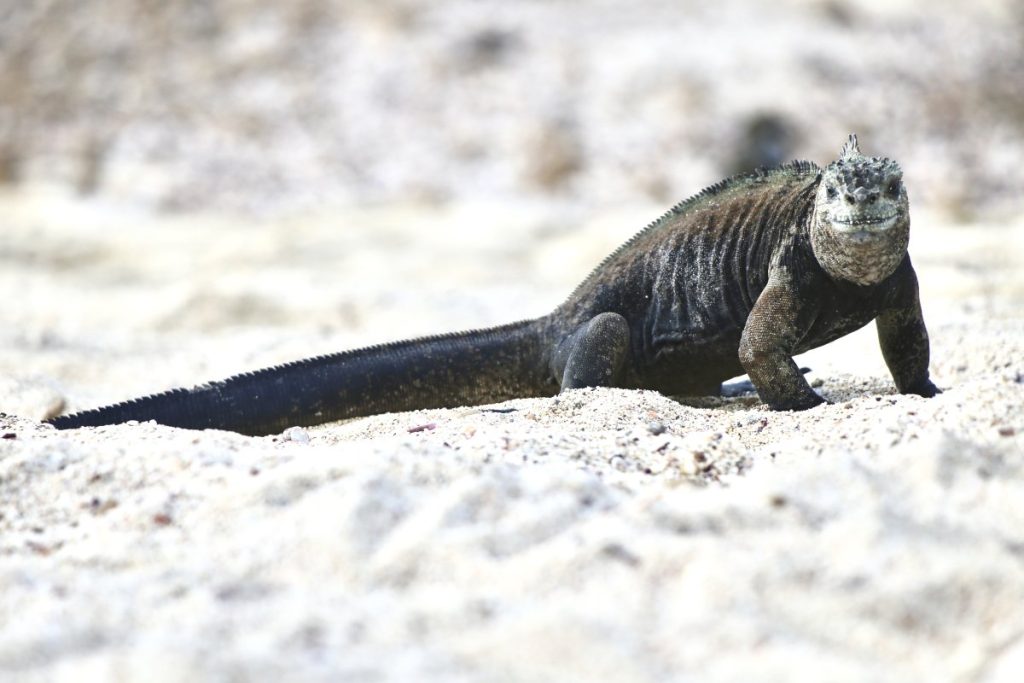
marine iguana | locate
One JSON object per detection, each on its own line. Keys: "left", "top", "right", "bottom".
{"left": 48, "top": 134, "right": 939, "bottom": 436}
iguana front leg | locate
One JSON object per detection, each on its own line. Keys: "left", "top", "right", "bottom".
{"left": 876, "top": 266, "right": 939, "bottom": 397}
{"left": 739, "top": 275, "right": 824, "bottom": 410}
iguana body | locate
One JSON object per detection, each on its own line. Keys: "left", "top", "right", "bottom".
{"left": 49, "top": 135, "right": 938, "bottom": 436}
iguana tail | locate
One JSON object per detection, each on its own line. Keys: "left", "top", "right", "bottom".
{"left": 47, "top": 319, "right": 556, "bottom": 436}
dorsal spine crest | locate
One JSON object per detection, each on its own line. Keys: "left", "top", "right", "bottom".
{"left": 841, "top": 133, "right": 861, "bottom": 159}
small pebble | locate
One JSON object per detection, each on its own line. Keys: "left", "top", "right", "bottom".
{"left": 647, "top": 421, "right": 667, "bottom": 435}
{"left": 281, "top": 427, "right": 311, "bottom": 443}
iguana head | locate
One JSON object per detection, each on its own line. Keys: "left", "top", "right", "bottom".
{"left": 810, "top": 134, "right": 910, "bottom": 285}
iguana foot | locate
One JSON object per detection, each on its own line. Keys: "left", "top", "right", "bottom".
{"left": 769, "top": 392, "right": 827, "bottom": 411}
{"left": 903, "top": 378, "right": 941, "bottom": 398}
{"left": 721, "top": 379, "right": 757, "bottom": 398}
{"left": 722, "top": 367, "right": 812, "bottom": 398}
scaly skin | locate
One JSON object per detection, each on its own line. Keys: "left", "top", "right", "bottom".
{"left": 48, "top": 134, "right": 938, "bottom": 435}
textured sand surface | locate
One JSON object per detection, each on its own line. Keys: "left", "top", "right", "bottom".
{"left": 3, "top": 1, "right": 1024, "bottom": 680}
{"left": 1, "top": 190, "right": 1023, "bottom": 682}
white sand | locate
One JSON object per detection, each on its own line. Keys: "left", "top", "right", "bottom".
{"left": 1, "top": 190, "right": 1023, "bottom": 681}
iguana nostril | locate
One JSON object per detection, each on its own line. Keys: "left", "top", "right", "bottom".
{"left": 845, "top": 188, "right": 875, "bottom": 205}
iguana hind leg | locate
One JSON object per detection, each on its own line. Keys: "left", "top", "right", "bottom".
{"left": 552, "top": 312, "right": 630, "bottom": 390}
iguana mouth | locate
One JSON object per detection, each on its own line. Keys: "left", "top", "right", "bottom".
{"left": 831, "top": 212, "right": 899, "bottom": 233}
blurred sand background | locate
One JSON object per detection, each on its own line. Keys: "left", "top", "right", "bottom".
{"left": 1, "top": 1, "right": 1023, "bottom": 681}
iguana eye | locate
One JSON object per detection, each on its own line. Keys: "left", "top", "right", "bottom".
{"left": 887, "top": 179, "right": 902, "bottom": 197}
{"left": 826, "top": 185, "right": 838, "bottom": 200}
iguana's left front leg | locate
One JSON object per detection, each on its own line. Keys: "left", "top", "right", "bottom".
{"left": 876, "top": 267, "right": 939, "bottom": 397}
{"left": 739, "top": 275, "right": 823, "bottom": 411}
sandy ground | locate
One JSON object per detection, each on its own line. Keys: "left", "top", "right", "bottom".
{"left": 1, "top": 187, "right": 1023, "bottom": 681}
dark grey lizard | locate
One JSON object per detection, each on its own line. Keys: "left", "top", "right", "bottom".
{"left": 48, "top": 134, "right": 939, "bottom": 436}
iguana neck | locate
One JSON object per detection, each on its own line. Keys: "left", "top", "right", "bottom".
{"left": 809, "top": 208, "right": 910, "bottom": 286}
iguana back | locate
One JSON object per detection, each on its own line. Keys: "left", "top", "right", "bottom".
{"left": 551, "top": 161, "right": 821, "bottom": 394}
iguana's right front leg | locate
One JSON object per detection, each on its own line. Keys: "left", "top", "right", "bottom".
{"left": 739, "top": 276, "right": 824, "bottom": 410}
